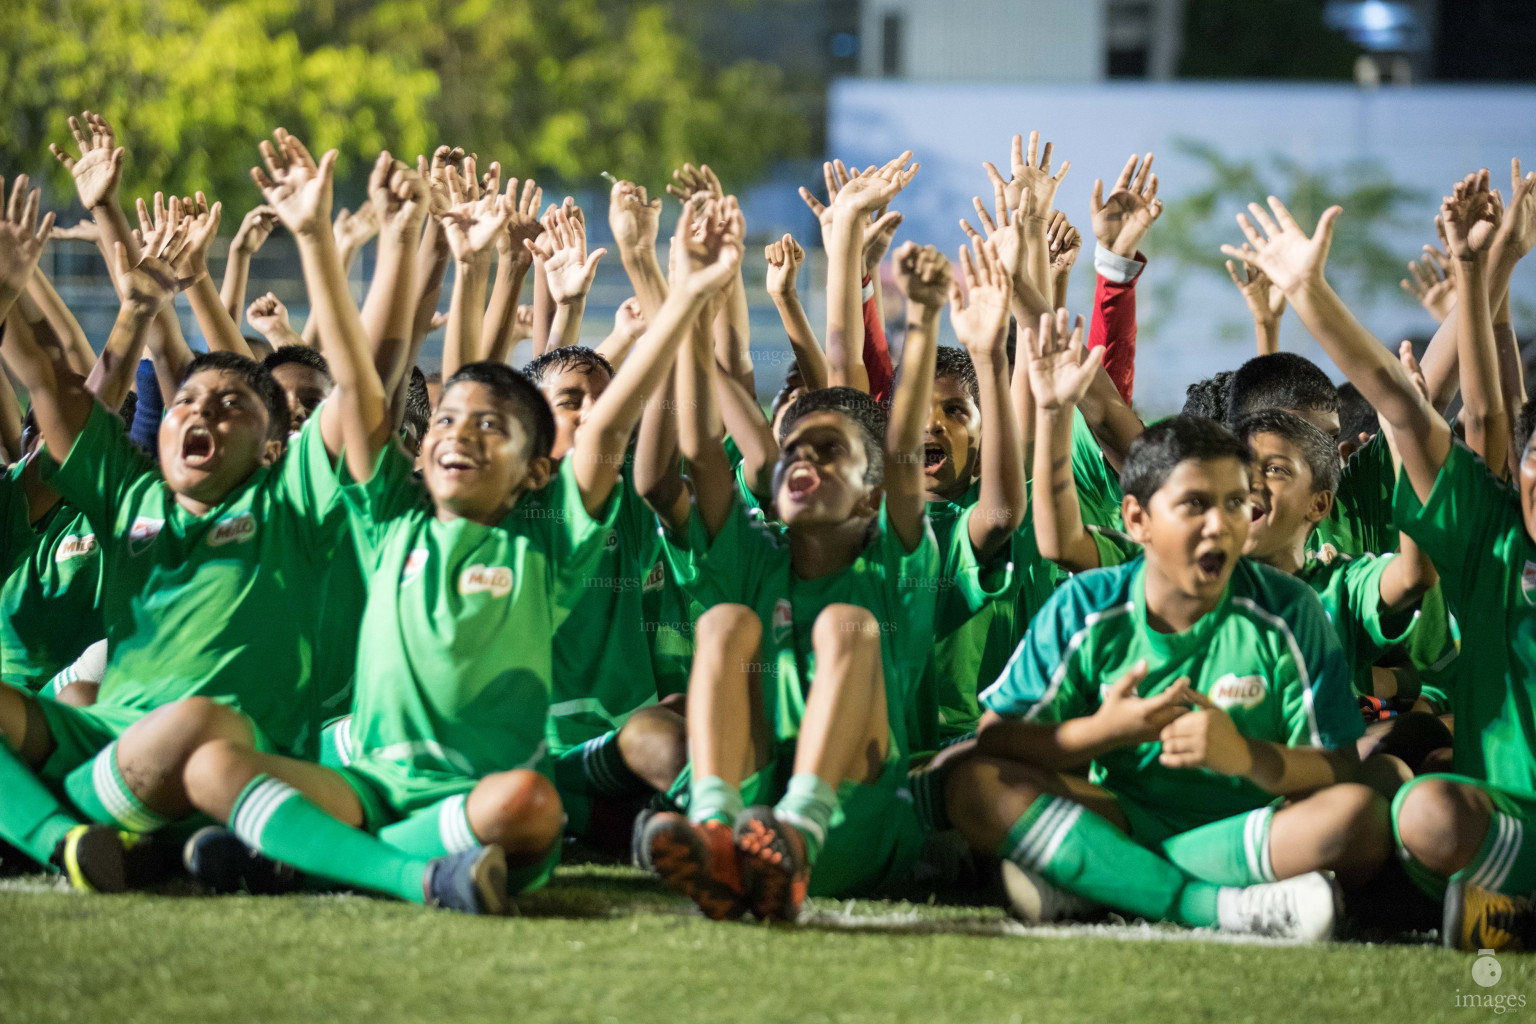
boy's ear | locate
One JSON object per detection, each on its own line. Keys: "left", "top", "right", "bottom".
{"left": 261, "top": 438, "right": 286, "bottom": 466}
{"left": 1307, "top": 488, "right": 1335, "bottom": 525}
{"left": 521, "top": 454, "right": 554, "bottom": 493}
{"left": 1122, "top": 494, "right": 1151, "bottom": 544}
{"left": 856, "top": 481, "right": 884, "bottom": 521}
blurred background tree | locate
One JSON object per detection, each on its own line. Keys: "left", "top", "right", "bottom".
{"left": 1, "top": 0, "right": 812, "bottom": 210}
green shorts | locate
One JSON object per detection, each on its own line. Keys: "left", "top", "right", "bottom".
{"left": 318, "top": 715, "right": 353, "bottom": 769}
{"left": 1392, "top": 773, "right": 1536, "bottom": 899}
{"left": 36, "top": 698, "right": 273, "bottom": 783}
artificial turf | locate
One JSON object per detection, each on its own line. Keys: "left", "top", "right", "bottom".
{"left": 0, "top": 863, "right": 1527, "bottom": 1024}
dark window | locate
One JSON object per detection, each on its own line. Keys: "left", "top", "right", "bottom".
{"left": 881, "top": 13, "right": 903, "bottom": 77}
{"left": 1107, "top": 47, "right": 1150, "bottom": 77}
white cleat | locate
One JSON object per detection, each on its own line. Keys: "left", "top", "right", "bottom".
{"left": 1002, "top": 860, "right": 1097, "bottom": 924}
{"left": 1216, "top": 871, "right": 1339, "bottom": 941}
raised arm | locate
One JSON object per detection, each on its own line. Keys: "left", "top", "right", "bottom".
{"left": 439, "top": 159, "right": 512, "bottom": 377}
{"left": 247, "top": 292, "right": 306, "bottom": 350}
{"left": 1027, "top": 310, "right": 1102, "bottom": 573}
{"left": 608, "top": 180, "right": 667, "bottom": 319}
{"left": 220, "top": 205, "right": 277, "bottom": 323}
{"left": 0, "top": 176, "right": 56, "bottom": 333}
{"left": 574, "top": 197, "right": 743, "bottom": 517}
{"left": 885, "top": 241, "right": 949, "bottom": 552}
{"left": 1047, "top": 211, "right": 1082, "bottom": 312}
{"left": 253, "top": 130, "right": 389, "bottom": 477}
{"left": 528, "top": 206, "right": 604, "bottom": 352}
{"left": 173, "top": 193, "right": 252, "bottom": 358}
{"left": 1375, "top": 342, "right": 1440, "bottom": 612}
{"left": 482, "top": 178, "right": 541, "bottom": 364}
{"left": 594, "top": 298, "right": 645, "bottom": 371}
{"left": 24, "top": 261, "right": 95, "bottom": 378}
{"left": 951, "top": 240, "right": 1024, "bottom": 560}
{"left": 1226, "top": 259, "right": 1286, "bottom": 356}
{"left": 1440, "top": 170, "right": 1507, "bottom": 473}
{"left": 764, "top": 234, "right": 827, "bottom": 391}
{"left": 983, "top": 131, "right": 1071, "bottom": 302}
{"left": 1087, "top": 153, "right": 1161, "bottom": 401}
{"left": 1221, "top": 196, "right": 1450, "bottom": 502}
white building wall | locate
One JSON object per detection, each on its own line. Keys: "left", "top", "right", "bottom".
{"left": 859, "top": 0, "right": 1105, "bottom": 81}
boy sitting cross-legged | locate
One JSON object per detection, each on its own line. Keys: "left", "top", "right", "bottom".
{"left": 945, "top": 314, "right": 1388, "bottom": 939}
{"left": 177, "top": 133, "right": 745, "bottom": 913}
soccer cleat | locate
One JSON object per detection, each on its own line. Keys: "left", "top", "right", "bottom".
{"left": 50, "top": 824, "right": 141, "bottom": 893}
{"left": 733, "top": 806, "right": 809, "bottom": 924}
{"left": 1216, "top": 872, "right": 1339, "bottom": 941}
{"left": 423, "top": 845, "right": 509, "bottom": 915}
{"left": 642, "top": 812, "right": 747, "bottom": 921}
{"left": 183, "top": 827, "right": 300, "bottom": 895}
{"left": 1443, "top": 879, "right": 1536, "bottom": 953}
{"left": 1000, "top": 860, "right": 1097, "bottom": 925}
{"left": 631, "top": 806, "right": 658, "bottom": 873}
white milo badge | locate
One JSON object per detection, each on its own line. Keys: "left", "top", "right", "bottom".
{"left": 459, "top": 564, "right": 513, "bottom": 598}
{"left": 207, "top": 513, "right": 256, "bottom": 547}
{"left": 772, "top": 598, "right": 793, "bottom": 643}
{"left": 1521, "top": 560, "right": 1536, "bottom": 606}
{"left": 1208, "top": 673, "right": 1268, "bottom": 711}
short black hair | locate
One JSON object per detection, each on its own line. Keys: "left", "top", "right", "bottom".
{"left": 1228, "top": 353, "right": 1339, "bottom": 425}
{"left": 1233, "top": 408, "right": 1340, "bottom": 494}
{"left": 180, "top": 351, "right": 290, "bottom": 441}
{"left": 770, "top": 366, "right": 806, "bottom": 426}
{"left": 401, "top": 365, "right": 432, "bottom": 457}
{"left": 1183, "top": 371, "right": 1234, "bottom": 421}
{"left": 778, "top": 386, "right": 888, "bottom": 485}
{"left": 1121, "top": 415, "right": 1253, "bottom": 506}
{"left": 442, "top": 361, "right": 556, "bottom": 460}
{"left": 1336, "top": 382, "right": 1378, "bottom": 445}
{"left": 1518, "top": 396, "right": 1536, "bottom": 452}
{"left": 264, "top": 345, "right": 333, "bottom": 383}
{"left": 244, "top": 334, "right": 275, "bottom": 363}
{"left": 933, "top": 346, "right": 980, "bottom": 404}
{"left": 523, "top": 346, "right": 614, "bottom": 389}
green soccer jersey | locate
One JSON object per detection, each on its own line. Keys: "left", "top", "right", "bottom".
{"left": 0, "top": 476, "right": 105, "bottom": 691}
{"left": 1393, "top": 442, "right": 1536, "bottom": 794}
{"left": 925, "top": 482, "right": 1016, "bottom": 743}
{"left": 1071, "top": 408, "right": 1123, "bottom": 531}
{"left": 39, "top": 404, "right": 349, "bottom": 757}
{"left": 1313, "top": 433, "right": 1396, "bottom": 557}
{"left": 342, "top": 446, "right": 617, "bottom": 781}
{"left": 662, "top": 498, "right": 940, "bottom": 773}
{"left": 982, "top": 556, "right": 1361, "bottom": 828}
{"left": 1090, "top": 530, "right": 1412, "bottom": 694}
{"left": 547, "top": 465, "right": 662, "bottom": 753}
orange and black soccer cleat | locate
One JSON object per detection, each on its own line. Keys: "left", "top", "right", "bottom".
{"left": 642, "top": 812, "right": 747, "bottom": 921}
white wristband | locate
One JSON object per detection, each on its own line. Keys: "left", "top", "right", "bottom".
{"left": 1094, "top": 245, "right": 1145, "bottom": 285}
{"left": 861, "top": 279, "right": 875, "bottom": 302}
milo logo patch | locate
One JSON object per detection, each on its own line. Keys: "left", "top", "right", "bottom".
{"left": 459, "top": 564, "right": 513, "bottom": 598}
{"left": 401, "top": 548, "right": 429, "bottom": 586}
{"left": 772, "top": 598, "right": 793, "bottom": 644}
{"left": 1209, "top": 673, "right": 1268, "bottom": 711}
{"left": 641, "top": 559, "right": 666, "bottom": 593}
{"left": 55, "top": 534, "right": 97, "bottom": 562}
{"left": 207, "top": 513, "right": 256, "bottom": 547}
{"left": 128, "top": 517, "right": 164, "bottom": 556}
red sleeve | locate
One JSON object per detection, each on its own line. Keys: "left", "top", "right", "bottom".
{"left": 1087, "top": 254, "right": 1144, "bottom": 405}
{"left": 861, "top": 275, "right": 894, "bottom": 404}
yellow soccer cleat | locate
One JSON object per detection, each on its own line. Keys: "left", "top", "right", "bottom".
{"left": 50, "top": 824, "right": 142, "bottom": 893}
{"left": 1443, "top": 879, "right": 1536, "bottom": 953}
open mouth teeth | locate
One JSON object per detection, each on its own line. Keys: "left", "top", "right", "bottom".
{"left": 786, "top": 465, "right": 820, "bottom": 498}
{"left": 181, "top": 427, "right": 214, "bottom": 464}
{"left": 923, "top": 444, "right": 947, "bottom": 474}
{"left": 438, "top": 451, "right": 477, "bottom": 471}
{"left": 1196, "top": 551, "right": 1227, "bottom": 576}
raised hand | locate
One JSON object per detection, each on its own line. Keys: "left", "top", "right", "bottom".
{"left": 247, "top": 292, "right": 295, "bottom": 338}
{"left": 1226, "top": 258, "right": 1287, "bottom": 325}
{"left": 1025, "top": 307, "right": 1097, "bottom": 411}
{"left": 509, "top": 305, "right": 535, "bottom": 346}
{"left": 960, "top": 184, "right": 1042, "bottom": 300}
{"left": 497, "top": 177, "right": 543, "bottom": 265}
{"left": 132, "top": 193, "right": 201, "bottom": 285}
{"left": 440, "top": 166, "right": 512, "bottom": 265}
{"left": 232, "top": 205, "right": 278, "bottom": 256}
{"left": 948, "top": 240, "right": 1011, "bottom": 355}
{"left": 1491, "top": 157, "right": 1536, "bottom": 266}
{"left": 1091, "top": 153, "right": 1162, "bottom": 258}
{"left": 1048, "top": 210, "right": 1082, "bottom": 275}
{"left": 1219, "top": 196, "right": 1342, "bottom": 295}
{"left": 417, "top": 145, "right": 466, "bottom": 220}
{"left": 172, "top": 191, "right": 223, "bottom": 279}
{"left": 50, "top": 220, "right": 101, "bottom": 243}
{"left": 525, "top": 206, "right": 605, "bottom": 304}
{"left": 49, "top": 111, "right": 125, "bottom": 211}
{"left": 251, "top": 128, "right": 337, "bottom": 237}
{"left": 612, "top": 297, "right": 645, "bottom": 343}
{"left": 0, "top": 176, "right": 55, "bottom": 303}
{"left": 984, "top": 131, "right": 1070, "bottom": 216}
{"left": 111, "top": 219, "right": 195, "bottom": 314}
{"left": 764, "top": 233, "right": 805, "bottom": 298}
{"left": 670, "top": 195, "right": 745, "bottom": 300}
{"left": 1440, "top": 169, "right": 1501, "bottom": 259}
{"left": 334, "top": 204, "right": 381, "bottom": 255}
{"left": 892, "top": 241, "right": 951, "bottom": 311}
{"left": 666, "top": 163, "right": 723, "bottom": 204}
{"left": 366, "top": 151, "right": 430, "bottom": 241}
{"left": 828, "top": 151, "right": 919, "bottom": 219}
{"left": 1400, "top": 245, "right": 1455, "bottom": 322}
{"left": 608, "top": 179, "right": 662, "bottom": 256}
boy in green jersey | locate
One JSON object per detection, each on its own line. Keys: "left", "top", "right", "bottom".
{"left": 177, "top": 138, "right": 746, "bottom": 914}
{"left": 950, "top": 334, "right": 1388, "bottom": 938}
{"left": 0, "top": 173, "right": 366, "bottom": 891}
{"left": 521, "top": 344, "right": 687, "bottom": 846}
{"left": 1221, "top": 173, "right": 1536, "bottom": 950}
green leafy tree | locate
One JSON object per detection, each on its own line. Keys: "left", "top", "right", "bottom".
{"left": 1, "top": 0, "right": 437, "bottom": 209}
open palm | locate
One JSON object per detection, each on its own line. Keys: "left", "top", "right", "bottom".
{"left": 1026, "top": 310, "right": 1096, "bottom": 410}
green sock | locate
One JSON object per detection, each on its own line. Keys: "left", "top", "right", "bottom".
{"left": 775, "top": 773, "right": 838, "bottom": 865}
{"left": 999, "top": 794, "right": 1219, "bottom": 927}
{"left": 1158, "top": 806, "right": 1276, "bottom": 887}
{"left": 1455, "top": 808, "right": 1534, "bottom": 896}
{"left": 63, "top": 741, "right": 173, "bottom": 833}
{"left": 376, "top": 793, "right": 480, "bottom": 859}
{"left": 0, "top": 738, "right": 82, "bottom": 867}
{"left": 229, "top": 774, "right": 430, "bottom": 904}
{"left": 689, "top": 775, "right": 743, "bottom": 826}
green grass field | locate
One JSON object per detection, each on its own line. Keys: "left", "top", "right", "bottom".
{"left": 0, "top": 862, "right": 1528, "bottom": 1024}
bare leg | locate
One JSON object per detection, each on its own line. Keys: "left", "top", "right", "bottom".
{"left": 1268, "top": 783, "right": 1391, "bottom": 885}
{"left": 687, "top": 604, "right": 770, "bottom": 785}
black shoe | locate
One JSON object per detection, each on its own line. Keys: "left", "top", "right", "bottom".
{"left": 50, "top": 825, "right": 136, "bottom": 893}
{"left": 183, "top": 827, "right": 300, "bottom": 895}
{"left": 423, "top": 846, "right": 508, "bottom": 915}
